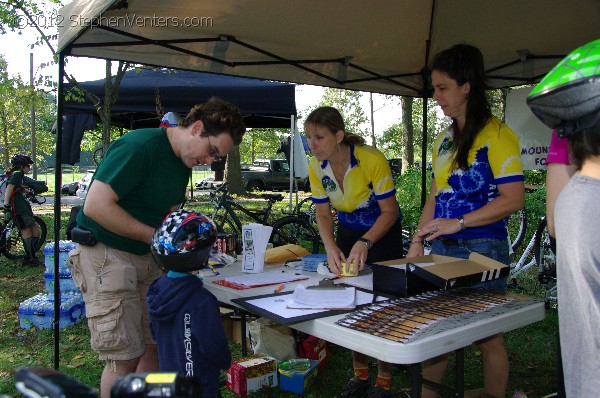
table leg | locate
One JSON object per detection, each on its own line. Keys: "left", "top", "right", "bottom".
{"left": 409, "top": 363, "right": 422, "bottom": 398}
{"left": 241, "top": 312, "right": 247, "bottom": 356}
{"left": 455, "top": 348, "right": 464, "bottom": 398}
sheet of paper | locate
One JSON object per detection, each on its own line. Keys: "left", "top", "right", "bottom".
{"left": 224, "top": 270, "right": 308, "bottom": 287}
{"left": 287, "top": 285, "right": 356, "bottom": 310}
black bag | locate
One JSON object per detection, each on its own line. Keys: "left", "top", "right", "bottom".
{"left": 23, "top": 178, "right": 48, "bottom": 194}
{"left": 65, "top": 206, "right": 81, "bottom": 240}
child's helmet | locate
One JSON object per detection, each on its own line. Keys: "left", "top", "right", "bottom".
{"left": 10, "top": 154, "right": 34, "bottom": 167}
{"left": 151, "top": 209, "right": 217, "bottom": 272}
{"left": 527, "top": 38, "right": 600, "bottom": 137}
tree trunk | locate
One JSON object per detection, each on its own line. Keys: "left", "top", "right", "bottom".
{"left": 401, "top": 96, "right": 414, "bottom": 173}
{"left": 225, "top": 146, "right": 246, "bottom": 195}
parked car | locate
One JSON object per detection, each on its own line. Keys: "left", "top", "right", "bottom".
{"left": 61, "top": 181, "right": 79, "bottom": 196}
{"left": 241, "top": 159, "right": 309, "bottom": 192}
{"left": 76, "top": 170, "right": 95, "bottom": 199}
{"left": 195, "top": 176, "right": 224, "bottom": 190}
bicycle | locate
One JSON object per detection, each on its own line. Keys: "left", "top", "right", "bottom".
{"left": 209, "top": 182, "right": 320, "bottom": 255}
{"left": 1, "top": 192, "right": 48, "bottom": 261}
{"left": 294, "top": 196, "right": 339, "bottom": 237}
{"left": 508, "top": 215, "right": 557, "bottom": 306}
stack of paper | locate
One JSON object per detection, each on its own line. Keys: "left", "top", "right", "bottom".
{"left": 287, "top": 285, "right": 357, "bottom": 310}
{"left": 242, "top": 223, "right": 273, "bottom": 273}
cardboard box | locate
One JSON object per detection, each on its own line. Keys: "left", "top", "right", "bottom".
{"left": 226, "top": 356, "right": 278, "bottom": 396}
{"left": 372, "top": 253, "right": 509, "bottom": 298}
{"left": 278, "top": 359, "right": 319, "bottom": 393}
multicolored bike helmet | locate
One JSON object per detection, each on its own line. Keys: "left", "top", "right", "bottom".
{"left": 151, "top": 209, "right": 217, "bottom": 272}
{"left": 10, "top": 154, "right": 34, "bottom": 167}
{"left": 527, "top": 38, "right": 600, "bottom": 137}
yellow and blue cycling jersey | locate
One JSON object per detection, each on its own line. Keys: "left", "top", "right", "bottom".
{"left": 308, "top": 144, "right": 398, "bottom": 230}
{"left": 432, "top": 117, "right": 524, "bottom": 240}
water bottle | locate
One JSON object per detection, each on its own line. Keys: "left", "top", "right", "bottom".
{"left": 279, "top": 358, "right": 311, "bottom": 372}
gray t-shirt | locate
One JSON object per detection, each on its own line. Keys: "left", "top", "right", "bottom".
{"left": 555, "top": 173, "right": 600, "bottom": 397}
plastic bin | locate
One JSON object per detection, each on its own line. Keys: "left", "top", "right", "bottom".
{"left": 18, "top": 291, "right": 86, "bottom": 330}
{"left": 44, "top": 240, "right": 76, "bottom": 274}
{"left": 278, "top": 359, "right": 319, "bottom": 393}
{"left": 300, "top": 254, "right": 327, "bottom": 272}
{"left": 44, "top": 271, "right": 78, "bottom": 293}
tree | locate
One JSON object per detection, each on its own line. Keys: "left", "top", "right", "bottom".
{"left": 0, "top": 55, "right": 55, "bottom": 168}
{"left": 3, "top": 0, "right": 132, "bottom": 163}
{"left": 319, "top": 88, "right": 369, "bottom": 139}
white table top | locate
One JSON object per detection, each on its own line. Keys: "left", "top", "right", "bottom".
{"left": 203, "top": 261, "right": 545, "bottom": 364}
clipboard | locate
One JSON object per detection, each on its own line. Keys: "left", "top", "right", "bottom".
{"left": 231, "top": 286, "right": 387, "bottom": 325}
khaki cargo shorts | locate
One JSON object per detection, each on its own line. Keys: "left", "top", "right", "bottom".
{"left": 67, "top": 242, "right": 163, "bottom": 361}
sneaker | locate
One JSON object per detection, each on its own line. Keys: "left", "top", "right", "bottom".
{"left": 336, "top": 377, "right": 370, "bottom": 398}
{"left": 24, "top": 258, "right": 44, "bottom": 267}
{"left": 367, "top": 385, "right": 396, "bottom": 398}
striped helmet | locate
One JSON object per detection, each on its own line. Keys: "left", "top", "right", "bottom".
{"left": 151, "top": 209, "right": 217, "bottom": 272}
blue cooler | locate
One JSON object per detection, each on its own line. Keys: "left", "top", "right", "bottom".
{"left": 18, "top": 291, "right": 86, "bottom": 330}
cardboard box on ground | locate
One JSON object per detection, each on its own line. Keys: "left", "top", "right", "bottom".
{"left": 220, "top": 307, "right": 256, "bottom": 348}
{"left": 372, "top": 252, "right": 509, "bottom": 298}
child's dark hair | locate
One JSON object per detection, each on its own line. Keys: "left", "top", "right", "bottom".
{"left": 180, "top": 97, "right": 246, "bottom": 145}
{"left": 431, "top": 44, "right": 491, "bottom": 170}
{"left": 568, "top": 124, "right": 600, "bottom": 169}
{"left": 304, "top": 106, "right": 365, "bottom": 146}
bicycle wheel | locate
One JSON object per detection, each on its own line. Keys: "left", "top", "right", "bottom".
{"left": 534, "top": 218, "right": 556, "bottom": 282}
{"left": 294, "top": 197, "right": 315, "bottom": 222}
{"left": 507, "top": 208, "right": 527, "bottom": 252}
{"left": 93, "top": 148, "right": 104, "bottom": 166}
{"left": 271, "top": 216, "right": 320, "bottom": 254}
{"left": 3, "top": 216, "right": 47, "bottom": 260}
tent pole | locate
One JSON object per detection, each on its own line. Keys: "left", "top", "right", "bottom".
{"left": 288, "top": 116, "right": 295, "bottom": 212}
{"left": 421, "top": 97, "right": 428, "bottom": 208}
{"left": 53, "top": 52, "right": 66, "bottom": 370}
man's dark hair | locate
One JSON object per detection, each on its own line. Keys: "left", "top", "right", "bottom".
{"left": 181, "top": 97, "right": 246, "bottom": 145}
{"left": 568, "top": 124, "right": 600, "bottom": 169}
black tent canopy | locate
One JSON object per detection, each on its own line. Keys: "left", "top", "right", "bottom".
{"left": 63, "top": 68, "right": 297, "bottom": 130}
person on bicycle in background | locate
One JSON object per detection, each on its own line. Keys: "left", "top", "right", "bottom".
{"left": 527, "top": 37, "right": 600, "bottom": 398}
{"left": 2, "top": 154, "right": 43, "bottom": 266}
{"left": 68, "top": 97, "right": 246, "bottom": 398}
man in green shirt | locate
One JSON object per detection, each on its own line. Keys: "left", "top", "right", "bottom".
{"left": 69, "top": 97, "right": 245, "bottom": 398}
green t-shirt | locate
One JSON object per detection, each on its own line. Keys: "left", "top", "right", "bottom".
{"left": 77, "top": 128, "right": 190, "bottom": 255}
{"left": 7, "top": 171, "right": 32, "bottom": 217}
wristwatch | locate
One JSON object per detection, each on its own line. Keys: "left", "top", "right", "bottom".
{"left": 358, "top": 237, "right": 373, "bottom": 250}
{"left": 457, "top": 215, "right": 466, "bottom": 230}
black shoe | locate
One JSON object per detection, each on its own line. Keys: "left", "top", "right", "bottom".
{"left": 367, "top": 385, "right": 396, "bottom": 398}
{"left": 24, "top": 257, "right": 44, "bottom": 267}
{"left": 336, "top": 377, "right": 370, "bottom": 398}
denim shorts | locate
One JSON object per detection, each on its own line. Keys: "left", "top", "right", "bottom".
{"left": 430, "top": 237, "right": 509, "bottom": 291}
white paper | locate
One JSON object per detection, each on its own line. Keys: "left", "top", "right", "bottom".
{"left": 224, "top": 270, "right": 308, "bottom": 287}
{"left": 242, "top": 223, "right": 273, "bottom": 273}
{"left": 287, "top": 285, "right": 356, "bottom": 310}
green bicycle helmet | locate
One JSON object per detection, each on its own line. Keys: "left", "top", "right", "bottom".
{"left": 527, "top": 38, "right": 600, "bottom": 137}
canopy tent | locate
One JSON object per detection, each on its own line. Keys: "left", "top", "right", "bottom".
{"left": 49, "top": 0, "right": 599, "bottom": 367}
{"left": 63, "top": 68, "right": 297, "bottom": 129}
{"left": 55, "top": 0, "right": 600, "bottom": 203}
{"left": 57, "top": 0, "right": 600, "bottom": 97}
{"left": 60, "top": 68, "right": 297, "bottom": 164}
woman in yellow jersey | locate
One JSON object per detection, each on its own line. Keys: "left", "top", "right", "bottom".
{"left": 305, "top": 106, "right": 403, "bottom": 398}
{"left": 407, "top": 44, "right": 525, "bottom": 398}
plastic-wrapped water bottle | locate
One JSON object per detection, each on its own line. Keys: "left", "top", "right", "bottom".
{"left": 278, "top": 358, "right": 311, "bottom": 372}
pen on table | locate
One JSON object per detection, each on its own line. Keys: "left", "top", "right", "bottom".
{"left": 274, "top": 283, "right": 285, "bottom": 293}
{"left": 207, "top": 263, "right": 220, "bottom": 276}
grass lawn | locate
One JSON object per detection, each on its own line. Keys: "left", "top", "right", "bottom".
{"left": 0, "top": 207, "right": 559, "bottom": 397}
